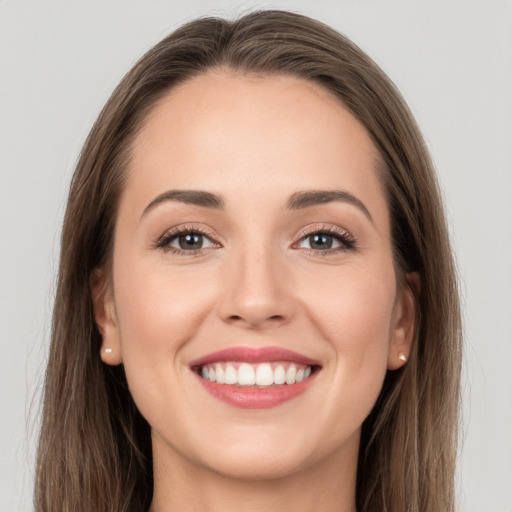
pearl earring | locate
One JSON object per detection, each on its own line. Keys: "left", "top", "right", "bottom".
{"left": 398, "top": 352, "right": 407, "bottom": 363}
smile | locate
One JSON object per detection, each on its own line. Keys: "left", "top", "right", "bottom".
{"left": 199, "top": 361, "right": 313, "bottom": 387}
{"left": 190, "top": 347, "right": 321, "bottom": 409}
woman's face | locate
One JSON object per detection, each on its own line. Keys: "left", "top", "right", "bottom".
{"left": 94, "top": 71, "right": 415, "bottom": 480}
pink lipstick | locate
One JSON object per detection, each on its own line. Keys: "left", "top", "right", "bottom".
{"left": 190, "top": 346, "right": 321, "bottom": 409}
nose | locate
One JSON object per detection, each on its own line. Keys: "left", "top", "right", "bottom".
{"left": 218, "top": 246, "right": 296, "bottom": 329}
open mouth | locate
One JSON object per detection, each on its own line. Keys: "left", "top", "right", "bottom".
{"left": 190, "top": 347, "right": 322, "bottom": 409}
{"left": 194, "top": 361, "right": 320, "bottom": 387}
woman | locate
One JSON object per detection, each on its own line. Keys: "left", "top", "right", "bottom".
{"left": 34, "top": 10, "right": 461, "bottom": 512}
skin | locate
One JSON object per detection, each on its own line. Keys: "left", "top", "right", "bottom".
{"left": 92, "top": 71, "right": 416, "bottom": 512}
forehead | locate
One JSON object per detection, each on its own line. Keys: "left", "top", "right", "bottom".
{"left": 123, "top": 70, "right": 387, "bottom": 226}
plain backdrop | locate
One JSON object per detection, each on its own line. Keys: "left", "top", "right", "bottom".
{"left": 1, "top": 1, "right": 511, "bottom": 511}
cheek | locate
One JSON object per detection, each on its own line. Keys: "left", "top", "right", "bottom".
{"left": 114, "top": 251, "right": 217, "bottom": 344}
{"left": 298, "top": 265, "right": 396, "bottom": 413}
{"left": 301, "top": 263, "right": 396, "bottom": 351}
{"left": 111, "top": 255, "right": 218, "bottom": 410}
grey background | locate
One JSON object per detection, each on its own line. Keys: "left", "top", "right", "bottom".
{"left": 1, "top": 1, "right": 511, "bottom": 510}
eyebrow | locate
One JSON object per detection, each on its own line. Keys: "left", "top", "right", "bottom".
{"left": 141, "top": 190, "right": 225, "bottom": 218}
{"left": 141, "top": 188, "right": 373, "bottom": 224}
{"left": 287, "top": 190, "right": 374, "bottom": 223}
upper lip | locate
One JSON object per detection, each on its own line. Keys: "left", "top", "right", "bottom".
{"left": 189, "top": 346, "right": 321, "bottom": 368}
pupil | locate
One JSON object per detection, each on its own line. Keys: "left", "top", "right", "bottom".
{"left": 310, "top": 234, "right": 332, "bottom": 249}
{"left": 179, "top": 233, "right": 202, "bottom": 250}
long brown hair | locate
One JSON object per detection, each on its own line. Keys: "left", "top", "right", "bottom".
{"left": 35, "top": 10, "right": 461, "bottom": 512}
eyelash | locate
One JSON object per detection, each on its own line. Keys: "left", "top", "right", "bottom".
{"left": 156, "top": 224, "right": 356, "bottom": 256}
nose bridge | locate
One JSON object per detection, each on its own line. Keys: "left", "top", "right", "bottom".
{"left": 219, "top": 238, "right": 294, "bottom": 327}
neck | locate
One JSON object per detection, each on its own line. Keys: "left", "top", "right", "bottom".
{"left": 148, "top": 432, "right": 359, "bottom": 512}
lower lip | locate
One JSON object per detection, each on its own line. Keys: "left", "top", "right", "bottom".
{"left": 195, "top": 373, "right": 317, "bottom": 409}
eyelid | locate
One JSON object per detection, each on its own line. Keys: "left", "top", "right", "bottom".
{"left": 296, "top": 224, "right": 352, "bottom": 240}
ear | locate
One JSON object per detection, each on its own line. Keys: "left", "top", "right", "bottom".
{"left": 90, "top": 269, "right": 122, "bottom": 365}
{"left": 387, "top": 272, "right": 420, "bottom": 370}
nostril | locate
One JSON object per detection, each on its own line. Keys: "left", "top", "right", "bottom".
{"left": 227, "top": 313, "right": 286, "bottom": 327}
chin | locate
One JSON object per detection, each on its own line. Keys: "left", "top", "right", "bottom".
{"left": 152, "top": 423, "right": 321, "bottom": 482}
{"left": 200, "top": 448, "right": 314, "bottom": 482}
{"left": 186, "top": 424, "right": 355, "bottom": 483}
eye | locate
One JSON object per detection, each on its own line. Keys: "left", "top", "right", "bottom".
{"left": 157, "top": 226, "right": 219, "bottom": 254}
{"left": 295, "top": 228, "right": 355, "bottom": 253}
{"left": 168, "top": 232, "right": 215, "bottom": 251}
{"left": 299, "top": 233, "right": 339, "bottom": 250}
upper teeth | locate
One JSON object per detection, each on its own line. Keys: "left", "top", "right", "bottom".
{"left": 200, "top": 362, "right": 312, "bottom": 387}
